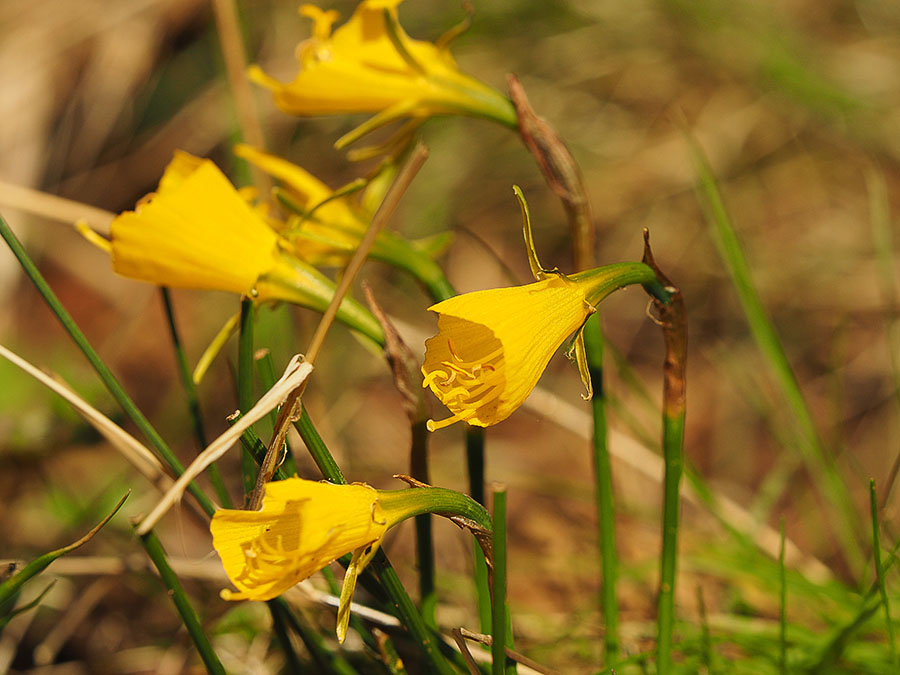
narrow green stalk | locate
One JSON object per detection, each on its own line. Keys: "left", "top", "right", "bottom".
{"left": 370, "top": 552, "right": 459, "bottom": 675}
{"left": 697, "top": 586, "right": 712, "bottom": 673}
{"left": 0, "top": 215, "right": 216, "bottom": 517}
{"left": 411, "top": 419, "right": 437, "bottom": 627}
{"left": 160, "top": 288, "right": 231, "bottom": 508}
{"left": 266, "top": 599, "right": 306, "bottom": 674}
{"left": 642, "top": 237, "right": 686, "bottom": 675}
{"left": 689, "top": 139, "right": 863, "bottom": 573}
{"left": 584, "top": 314, "right": 619, "bottom": 663}
{"left": 491, "top": 485, "right": 513, "bottom": 675}
{"left": 868, "top": 169, "right": 900, "bottom": 509}
{"left": 779, "top": 519, "right": 787, "bottom": 675}
{"left": 238, "top": 298, "right": 256, "bottom": 498}
{"left": 467, "top": 427, "right": 493, "bottom": 634}
{"left": 870, "top": 480, "right": 897, "bottom": 666}
{"left": 270, "top": 598, "right": 358, "bottom": 675}
{"left": 295, "top": 405, "right": 346, "bottom": 484}
{"left": 417, "top": 269, "right": 490, "bottom": 637}
{"left": 138, "top": 530, "right": 225, "bottom": 675}
{"left": 657, "top": 411, "right": 685, "bottom": 675}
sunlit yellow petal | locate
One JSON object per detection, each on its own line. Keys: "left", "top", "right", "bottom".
{"left": 423, "top": 276, "right": 592, "bottom": 429}
{"left": 210, "top": 478, "right": 389, "bottom": 602}
{"left": 422, "top": 263, "right": 660, "bottom": 429}
{"left": 110, "top": 156, "right": 280, "bottom": 294}
{"left": 250, "top": 0, "right": 516, "bottom": 142}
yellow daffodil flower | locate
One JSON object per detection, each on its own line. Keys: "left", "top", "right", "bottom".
{"left": 211, "top": 476, "right": 492, "bottom": 642}
{"left": 235, "top": 144, "right": 455, "bottom": 299}
{"left": 81, "top": 151, "right": 383, "bottom": 344}
{"left": 249, "top": 0, "right": 517, "bottom": 148}
{"left": 422, "top": 188, "right": 665, "bottom": 430}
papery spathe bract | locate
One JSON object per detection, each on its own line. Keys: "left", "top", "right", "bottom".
{"left": 249, "top": 0, "right": 516, "bottom": 147}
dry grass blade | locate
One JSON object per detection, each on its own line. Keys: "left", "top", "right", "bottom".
{"left": 0, "top": 180, "right": 114, "bottom": 232}
{"left": 524, "top": 386, "right": 832, "bottom": 582}
{"left": 0, "top": 343, "right": 168, "bottom": 488}
{"left": 135, "top": 355, "right": 313, "bottom": 534}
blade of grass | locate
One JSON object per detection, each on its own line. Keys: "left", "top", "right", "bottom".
{"left": 688, "top": 135, "right": 864, "bottom": 574}
{"left": 491, "top": 484, "right": 512, "bottom": 675}
{"left": 584, "top": 314, "right": 619, "bottom": 663}
{"left": 780, "top": 519, "right": 787, "bottom": 675}
{"left": 266, "top": 598, "right": 306, "bottom": 674}
{"left": 0, "top": 214, "right": 216, "bottom": 517}
{"left": 697, "top": 585, "right": 713, "bottom": 673}
{"left": 870, "top": 480, "right": 897, "bottom": 666}
{"left": 867, "top": 168, "right": 900, "bottom": 509}
{"left": 271, "top": 597, "right": 359, "bottom": 675}
{"left": 137, "top": 529, "right": 226, "bottom": 675}
{"left": 0, "top": 493, "right": 128, "bottom": 613}
{"left": 238, "top": 298, "right": 257, "bottom": 498}
{"left": 467, "top": 427, "right": 493, "bottom": 635}
{"left": 160, "top": 288, "right": 231, "bottom": 508}
{"left": 641, "top": 234, "right": 686, "bottom": 675}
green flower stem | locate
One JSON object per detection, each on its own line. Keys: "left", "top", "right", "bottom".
{"left": 261, "top": 258, "right": 385, "bottom": 347}
{"left": 0, "top": 215, "right": 216, "bottom": 517}
{"left": 467, "top": 427, "right": 493, "bottom": 634}
{"left": 870, "top": 480, "right": 897, "bottom": 665}
{"left": 378, "top": 487, "right": 493, "bottom": 533}
{"left": 266, "top": 599, "right": 306, "bottom": 674}
{"left": 368, "top": 552, "right": 458, "bottom": 675}
{"left": 417, "top": 268, "right": 493, "bottom": 637}
{"left": 160, "top": 288, "right": 231, "bottom": 508}
{"left": 574, "top": 262, "right": 669, "bottom": 307}
{"left": 779, "top": 520, "right": 787, "bottom": 675}
{"left": 657, "top": 410, "right": 685, "bottom": 675}
{"left": 490, "top": 485, "right": 514, "bottom": 675}
{"left": 295, "top": 405, "right": 347, "bottom": 484}
{"left": 583, "top": 314, "right": 619, "bottom": 662}
{"left": 137, "top": 529, "right": 225, "bottom": 675}
{"left": 270, "top": 598, "right": 358, "bottom": 675}
{"left": 411, "top": 419, "right": 437, "bottom": 627}
{"left": 293, "top": 407, "right": 458, "bottom": 675}
{"left": 238, "top": 298, "right": 257, "bottom": 498}
{"left": 689, "top": 137, "right": 864, "bottom": 573}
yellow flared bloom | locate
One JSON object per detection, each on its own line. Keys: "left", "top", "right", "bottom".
{"left": 422, "top": 264, "right": 659, "bottom": 430}
{"left": 423, "top": 275, "right": 593, "bottom": 430}
{"left": 211, "top": 478, "right": 394, "bottom": 602}
{"left": 99, "top": 151, "right": 384, "bottom": 343}
{"left": 234, "top": 144, "right": 367, "bottom": 266}
{"left": 235, "top": 145, "right": 454, "bottom": 297}
{"left": 249, "top": 0, "right": 517, "bottom": 147}
{"left": 110, "top": 152, "right": 282, "bottom": 295}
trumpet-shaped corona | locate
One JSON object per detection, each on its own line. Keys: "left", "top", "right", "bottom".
{"left": 249, "top": 0, "right": 516, "bottom": 147}
{"left": 89, "top": 151, "right": 385, "bottom": 344}
{"left": 423, "top": 275, "right": 594, "bottom": 430}
{"left": 422, "top": 263, "right": 661, "bottom": 430}
{"left": 211, "top": 479, "right": 393, "bottom": 603}
{"left": 111, "top": 152, "right": 282, "bottom": 295}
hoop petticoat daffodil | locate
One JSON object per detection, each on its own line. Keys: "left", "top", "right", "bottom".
{"left": 235, "top": 144, "right": 455, "bottom": 298}
{"left": 249, "top": 0, "right": 517, "bottom": 148}
{"left": 80, "top": 151, "right": 383, "bottom": 344}
{"left": 422, "top": 188, "right": 668, "bottom": 430}
{"left": 210, "top": 476, "right": 492, "bottom": 642}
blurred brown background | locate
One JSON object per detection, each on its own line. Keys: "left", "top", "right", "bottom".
{"left": 2, "top": 0, "right": 900, "bottom": 671}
